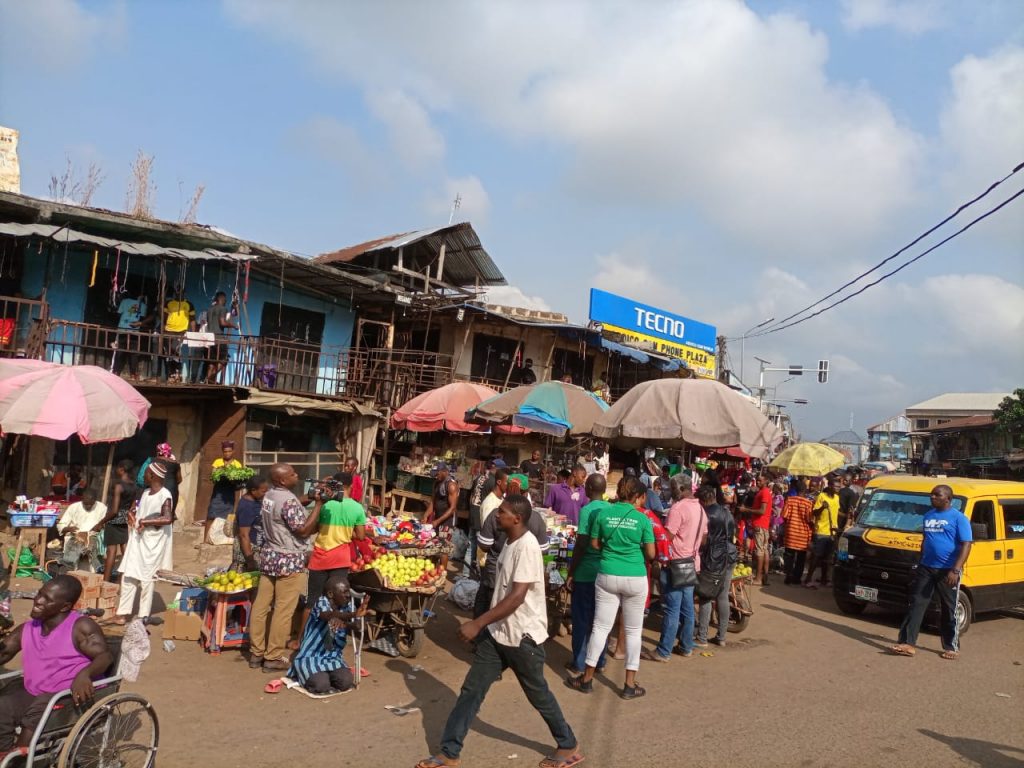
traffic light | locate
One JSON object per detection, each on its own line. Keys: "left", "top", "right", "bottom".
{"left": 817, "top": 359, "right": 829, "bottom": 384}
{"left": 789, "top": 365, "right": 803, "bottom": 376}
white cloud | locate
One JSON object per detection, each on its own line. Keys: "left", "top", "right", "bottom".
{"left": 424, "top": 175, "right": 491, "bottom": 225}
{"left": 940, "top": 46, "right": 1024, "bottom": 194}
{"left": 483, "top": 285, "right": 552, "bottom": 312}
{"left": 841, "top": 0, "right": 945, "bottom": 34}
{"left": 366, "top": 90, "right": 446, "bottom": 171}
{"left": 0, "top": 0, "right": 124, "bottom": 73}
{"left": 224, "top": 0, "right": 925, "bottom": 259}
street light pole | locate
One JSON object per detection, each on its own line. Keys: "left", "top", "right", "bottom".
{"left": 740, "top": 316, "right": 775, "bottom": 386}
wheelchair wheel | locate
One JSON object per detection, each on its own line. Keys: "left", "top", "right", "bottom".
{"left": 56, "top": 692, "right": 158, "bottom": 768}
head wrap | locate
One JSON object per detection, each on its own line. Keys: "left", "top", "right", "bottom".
{"left": 221, "top": 440, "right": 236, "bottom": 450}
{"left": 156, "top": 443, "right": 176, "bottom": 460}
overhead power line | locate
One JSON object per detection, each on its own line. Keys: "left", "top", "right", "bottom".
{"left": 752, "top": 159, "right": 1024, "bottom": 337}
{"left": 750, "top": 184, "right": 1024, "bottom": 338}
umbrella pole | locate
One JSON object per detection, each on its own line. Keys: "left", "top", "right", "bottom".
{"left": 99, "top": 443, "right": 115, "bottom": 507}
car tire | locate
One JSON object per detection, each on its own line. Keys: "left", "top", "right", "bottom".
{"left": 834, "top": 594, "right": 868, "bottom": 615}
{"left": 955, "top": 590, "right": 972, "bottom": 636}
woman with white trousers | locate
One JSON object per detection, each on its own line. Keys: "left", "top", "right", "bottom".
{"left": 565, "top": 475, "right": 655, "bottom": 700}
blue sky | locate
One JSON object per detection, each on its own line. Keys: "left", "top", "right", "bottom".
{"left": 1, "top": 0, "right": 1022, "bottom": 439}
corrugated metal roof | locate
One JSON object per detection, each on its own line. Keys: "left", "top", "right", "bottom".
{"left": 867, "top": 414, "right": 912, "bottom": 433}
{"left": 314, "top": 221, "right": 506, "bottom": 287}
{"left": 0, "top": 222, "right": 255, "bottom": 263}
{"left": 905, "top": 392, "right": 1009, "bottom": 412}
{"left": 821, "top": 429, "right": 868, "bottom": 445}
{"left": 920, "top": 414, "right": 997, "bottom": 432}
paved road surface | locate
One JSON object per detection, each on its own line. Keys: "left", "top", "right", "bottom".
{"left": 116, "top": 579, "right": 1024, "bottom": 768}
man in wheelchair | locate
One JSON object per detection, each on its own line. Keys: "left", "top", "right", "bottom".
{"left": 0, "top": 576, "right": 112, "bottom": 758}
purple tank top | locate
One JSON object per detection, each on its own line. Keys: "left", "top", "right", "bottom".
{"left": 22, "top": 614, "right": 91, "bottom": 695}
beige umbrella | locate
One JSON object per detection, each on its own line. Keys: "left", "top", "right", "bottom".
{"left": 591, "top": 378, "right": 782, "bottom": 457}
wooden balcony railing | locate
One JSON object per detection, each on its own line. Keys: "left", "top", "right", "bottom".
{"left": 0, "top": 296, "right": 48, "bottom": 359}
{"left": 42, "top": 319, "right": 455, "bottom": 407}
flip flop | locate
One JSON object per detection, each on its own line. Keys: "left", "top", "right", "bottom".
{"left": 538, "top": 753, "right": 585, "bottom": 768}
{"left": 360, "top": 668, "right": 371, "bottom": 678}
{"left": 890, "top": 645, "right": 916, "bottom": 657}
{"left": 940, "top": 650, "right": 959, "bottom": 660}
{"left": 415, "top": 757, "right": 459, "bottom": 768}
{"left": 264, "top": 679, "right": 284, "bottom": 694}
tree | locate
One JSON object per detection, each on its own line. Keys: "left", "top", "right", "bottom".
{"left": 994, "top": 388, "right": 1024, "bottom": 447}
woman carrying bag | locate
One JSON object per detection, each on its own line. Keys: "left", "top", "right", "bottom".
{"left": 695, "top": 485, "right": 738, "bottom": 647}
{"left": 644, "top": 476, "right": 707, "bottom": 662}
{"left": 565, "top": 475, "right": 655, "bottom": 700}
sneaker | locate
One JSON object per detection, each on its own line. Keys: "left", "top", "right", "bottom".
{"left": 710, "top": 637, "right": 726, "bottom": 647}
{"left": 694, "top": 640, "right": 709, "bottom": 649}
{"left": 672, "top": 647, "right": 694, "bottom": 658}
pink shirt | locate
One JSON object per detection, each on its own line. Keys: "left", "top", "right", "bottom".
{"left": 665, "top": 498, "right": 707, "bottom": 570}
{"left": 22, "top": 614, "right": 91, "bottom": 695}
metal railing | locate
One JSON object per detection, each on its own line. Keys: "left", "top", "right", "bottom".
{"left": 42, "top": 319, "right": 455, "bottom": 406}
{"left": 0, "top": 296, "right": 48, "bottom": 359}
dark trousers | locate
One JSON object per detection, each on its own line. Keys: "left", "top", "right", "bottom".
{"left": 472, "top": 584, "right": 494, "bottom": 619}
{"left": 569, "top": 579, "right": 606, "bottom": 673}
{"left": 898, "top": 565, "right": 961, "bottom": 651}
{"left": 784, "top": 548, "right": 808, "bottom": 584}
{"left": 0, "top": 678, "right": 53, "bottom": 751}
{"left": 440, "top": 630, "right": 576, "bottom": 760}
{"left": 305, "top": 667, "right": 354, "bottom": 694}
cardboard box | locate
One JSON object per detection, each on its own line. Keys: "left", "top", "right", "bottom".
{"left": 163, "top": 611, "right": 203, "bottom": 641}
{"left": 95, "top": 595, "right": 118, "bottom": 611}
{"left": 68, "top": 570, "right": 103, "bottom": 588}
{"left": 80, "top": 585, "right": 101, "bottom": 601}
{"left": 100, "top": 583, "right": 119, "bottom": 599}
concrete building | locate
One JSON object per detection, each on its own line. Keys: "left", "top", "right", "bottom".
{"left": 904, "top": 393, "right": 1010, "bottom": 431}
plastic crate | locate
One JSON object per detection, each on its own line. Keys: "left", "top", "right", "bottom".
{"left": 10, "top": 512, "right": 59, "bottom": 528}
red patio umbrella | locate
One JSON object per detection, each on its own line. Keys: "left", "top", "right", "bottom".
{"left": 391, "top": 382, "right": 524, "bottom": 433}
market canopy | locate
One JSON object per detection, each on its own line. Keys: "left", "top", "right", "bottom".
{"left": 0, "top": 360, "right": 150, "bottom": 443}
{"left": 391, "top": 382, "right": 516, "bottom": 433}
{"left": 590, "top": 378, "right": 782, "bottom": 457}
{"left": 767, "top": 442, "right": 846, "bottom": 476}
{"left": 466, "top": 381, "right": 609, "bottom": 438}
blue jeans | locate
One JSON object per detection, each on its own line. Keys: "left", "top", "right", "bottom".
{"left": 440, "top": 630, "right": 576, "bottom": 759}
{"left": 569, "top": 580, "right": 606, "bottom": 673}
{"left": 655, "top": 568, "right": 695, "bottom": 658}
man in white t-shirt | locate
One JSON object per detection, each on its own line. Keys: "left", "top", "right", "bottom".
{"left": 417, "top": 494, "right": 583, "bottom": 768}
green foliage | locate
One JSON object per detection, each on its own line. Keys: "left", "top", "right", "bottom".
{"left": 211, "top": 464, "right": 256, "bottom": 483}
{"left": 994, "top": 388, "right": 1024, "bottom": 445}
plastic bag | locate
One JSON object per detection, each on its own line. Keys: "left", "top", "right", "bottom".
{"left": 6, "top": 547, "right": 39, "bottom": 578}
{"left": 447, "top": 578, "right": 479, "bottom": 611}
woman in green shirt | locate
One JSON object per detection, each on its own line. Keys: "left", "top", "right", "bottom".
{"left": 566, "top": 475, "right": 655, "bottom": 700}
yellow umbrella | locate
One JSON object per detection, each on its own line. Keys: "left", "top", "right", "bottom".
{"left": 768, "top": 442, "right": 846, "bottom": 476}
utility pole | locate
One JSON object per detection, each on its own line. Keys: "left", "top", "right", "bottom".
{"left": 740, "top": 317, "right": 774, "bottom": 385}
{"left": 716, "top": 335, "right": 728, "bottom": 384}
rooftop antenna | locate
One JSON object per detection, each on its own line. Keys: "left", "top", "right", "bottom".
{"left": 448, "top": 193, "right": 462, "bottom": 225}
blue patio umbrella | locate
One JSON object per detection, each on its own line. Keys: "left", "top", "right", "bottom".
{"left": 467, "top": 381, "right": 609, "bottom": 438}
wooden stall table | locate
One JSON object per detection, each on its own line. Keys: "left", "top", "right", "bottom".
{"left": 10, "top": 527, "right": 49, "bottom": 577}
{"left": 389, "top": 489, "right": 432, "bottom": 519}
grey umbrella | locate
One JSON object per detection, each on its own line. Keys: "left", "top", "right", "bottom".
{"left": 591, "top": 378, "right": 783, "bottom": 457}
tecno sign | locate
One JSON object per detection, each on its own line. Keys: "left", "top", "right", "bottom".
{"left": 635, "top": 308, "right": 685, "bottom": 340}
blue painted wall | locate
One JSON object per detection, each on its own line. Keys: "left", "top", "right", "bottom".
{"left": 17, "top": 244, "right": 355, "bottom": 374}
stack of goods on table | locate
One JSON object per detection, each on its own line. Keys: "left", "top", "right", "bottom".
{"left": 68, "top": 570, "right": 119, "bottom": 613}
{"left": 367, "top": 516, "right": 452, "bottom": 556}
{"left": 199, "top": 569, "right": 258, "bottom": 594}
{"left": 8, "top": 496, "right": 61, "bottom": 528}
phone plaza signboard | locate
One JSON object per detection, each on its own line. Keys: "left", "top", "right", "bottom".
{"left": 588, "top": 288, "right": 717, "bottom": 378}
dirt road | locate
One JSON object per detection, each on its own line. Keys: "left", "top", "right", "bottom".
{"left": 107, "top": 578, "right": 1023, "bottom": 768}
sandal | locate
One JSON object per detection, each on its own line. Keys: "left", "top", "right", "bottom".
{"left": 890, "top": 644, "right": 916, "bottom": 657}
{"left": 264, "top": 679, "right": 284, "bottom": 694}
{"left": 563, "top": 662, "right": 583, "bottom": 678}
{"left": 563, "top": 676, "right": 593, "bottom": 694}
{"left": 620, "top": 683, "right": 647, "bottom": 700}
{"left": 415, "top": 757, "right": 460, "bottom": 768}
{"left": 538, "top": 753, "right": 585, "bottom": 768}
{"left": 940, "top": 650, "right": 959, "bottom": 660}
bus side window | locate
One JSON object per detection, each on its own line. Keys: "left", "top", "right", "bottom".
{"left": 1000, "top": 500, "right": 1024, "bottom": 539}
{"left": 970, "top": 500, "right": 996, "bottom": 541}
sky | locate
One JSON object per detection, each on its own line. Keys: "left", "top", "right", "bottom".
{"left": 1, "top": 0, "right": 1022, "bottom": 440}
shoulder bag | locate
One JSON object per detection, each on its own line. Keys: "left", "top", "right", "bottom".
{"left": 668, "top": 509, "right": 704, "bottom": 588}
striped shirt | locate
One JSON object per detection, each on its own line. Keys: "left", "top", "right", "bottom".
{"left": 287, "top": 596, "right": 349, "bottom": 685}
{"left": 782, "top": 496, "right": 814, "bottom": 550}
{"left": 309, "top": 498, "right": 366, "bottom": 571}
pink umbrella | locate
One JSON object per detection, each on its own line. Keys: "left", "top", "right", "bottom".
{"left": 0, "top": 361, "right": 150, "bottom": 443}
{"left": 392, "top": 382, "right": 523, "bottom": 433}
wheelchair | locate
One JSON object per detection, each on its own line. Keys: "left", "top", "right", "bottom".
{"left": 0, "top": 634, "right": 158, "bottom": 767}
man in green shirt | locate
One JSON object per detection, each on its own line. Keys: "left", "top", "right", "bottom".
{"left": 566, "top": 474, "right": 611, "bottom": 677}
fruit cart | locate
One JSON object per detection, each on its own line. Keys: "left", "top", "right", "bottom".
{"left": 348, "top": 554, "right": 448, "bottom": 658}
{"left": 726, "top": 564, "right": 754, "bottom": 633}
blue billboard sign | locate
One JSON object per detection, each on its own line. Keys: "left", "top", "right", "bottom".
{"left": 588, "top": 288, "right": 718, "bottom": 376}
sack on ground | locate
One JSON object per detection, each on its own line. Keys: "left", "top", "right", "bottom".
{"left": 448, "top": 578, "right": 479, "bottom": 611}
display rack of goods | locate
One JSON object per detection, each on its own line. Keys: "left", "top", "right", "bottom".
{"left": 201, "top": 570, "right": 259, "bottom": 594}
{"left": 350, "top": 550, "right": 447, "bottom": 593}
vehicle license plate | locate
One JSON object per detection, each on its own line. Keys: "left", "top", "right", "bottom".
{"left": 854, "top": 585, "right": 878, "bottom": 602}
